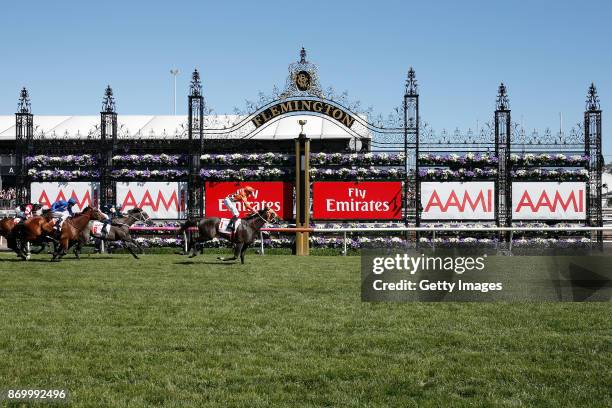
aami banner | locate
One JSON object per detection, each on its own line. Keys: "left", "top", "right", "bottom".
{"left": 116, "top": 182, "right": 187, "bottom": 219}
{"left": 421, "top": 182, "right": 495, "bottom": 220}
{"left": 512, "top": 182, "right": 586, "bottom": 220}
{"left": 312, "top": 181, "right": 402, "bottom": 220}
{"left": 31, "top": 182, "right": 99, "bottom": 212}
{"left": 205, "top": 181, "right": 294, "bottom": 219}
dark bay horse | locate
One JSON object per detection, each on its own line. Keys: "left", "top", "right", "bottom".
{"left": 51, "top": 206, "right": 105, "bottom": 261}
{"left": 76, "top": 208, "right": 152, "bottom": 259}
{"left": 179, "top": 207, "right": 279, "bottom": 264}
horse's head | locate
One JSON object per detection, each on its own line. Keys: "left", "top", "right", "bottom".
{"left": 82, "top": 206, "right": 105, "bottom": 221}
{"left": 263, "top": 206, "right": 280, "bottom": 223}
{"left": 128, "top": 207, "right": 153, "bottom": 225}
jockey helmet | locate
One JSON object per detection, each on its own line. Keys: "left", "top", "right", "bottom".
{"left": 67, "top": 198, "right": 77, "bottom": 206}
{"left": 244, "top": 186, "right": 255, "bottom": 194}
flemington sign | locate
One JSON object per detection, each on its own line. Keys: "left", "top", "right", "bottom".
{"left": 251, "top": 99, "right": 356, "bottom": 129}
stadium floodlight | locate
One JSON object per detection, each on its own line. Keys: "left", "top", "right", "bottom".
{"left": 170, "top": 69, "right": 180, "bottom": 115}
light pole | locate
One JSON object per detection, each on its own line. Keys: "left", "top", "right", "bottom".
{"left": 170, "top": 69, "right": 179, "bottom": 115}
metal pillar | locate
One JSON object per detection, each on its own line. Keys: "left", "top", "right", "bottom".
{"left": 584, "top": 83, "right": 603, "bottom": 245}
{"left": 15, "top": 88, "right": 33, "bottom": 204}
{"left": 494, "top": 83, "right": 511, "bottom": 232}
{"left": 294, "top": 120, "right": 310, "bottom": 255}
{"left": 188, "top": 69, "right": 204, "bottom": 218}
{"left": 405, "top": 68, "right": 419, "bottom": 231}
{"left": 100, "top": 85, "right": 117, "bottom": 209}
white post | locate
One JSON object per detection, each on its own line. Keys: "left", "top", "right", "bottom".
{"left": 260, "top": 231, "right": 265, "bottom": 255}
{"left": 100, "top": 240, "right": 105, "bottom": 254}
{"left": 343, "top": 231, "right": 347, "bottom": 256}
{"left": 183, "top": 231, "right": 188, "bottom": 254}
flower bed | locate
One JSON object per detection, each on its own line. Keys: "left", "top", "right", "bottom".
{"left": 418, "top": 153, "right": 498, "bottom": 167}
{"left": 110, "top": 169, "right": 188, "bottom": 180}
{"left": 418, "top": 168, "right": 497, "bottom": 181}
{"left": 310, "top": 167, "right": 405, "bottom": 180}
{"left": 200, "top": 168, "right": 289, "bottom": 180}
{"left": 113, "top": 154, "right": 186, "bottom": 166}
{"left": 200, "top": 152, "right": 405, "bottom": 166}
{"left": 201, "top": 153, "right": 292, "bottom": 166}
{"left": 311, "top": 152, "right": 405, "bottom": 166}
{"left": 510, "top": 168, "right": 589, "bottom": 181}
{"left": 26, "top": 154, "right": 97, "bottom": 167}
{"left": 113, "top": 235, "right": 594, "bottom": 249}
{"left": 509, "top": 153, "right": 589, "bottom": 167}
{"left": 28, "top": 169, "right": 100, "bottom": 181}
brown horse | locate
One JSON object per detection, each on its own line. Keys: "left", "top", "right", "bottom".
{"left": 0, "top": 217, "right": 21, "bottom": 253}
{"left": 51, "top": 206, "right": 105, "bottom": 261}
{"left": 8, "top": 210, "right": 56, "bottom": 259}
{"left": 1, "top": 204, "right": 45, "bottom": 255}
{"left": 179, "top": 207, "right": 279, "bottom": 264}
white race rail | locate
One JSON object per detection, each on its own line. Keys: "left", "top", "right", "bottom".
{"left": 124, "top": 225, "right": 612, "bottom": 256}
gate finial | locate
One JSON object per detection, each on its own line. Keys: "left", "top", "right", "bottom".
{"left": 496, "top": 82, "right": 510, "bottom": 111}
{"left": 17, "top": 87, "right": 31, "bottom": 114}
{"left": 586, "top": 83, "right": 600, "bottom": 111}
{"left": 102, "top": 85, "right": 115, "bottom": 113}
{"left": 190, "top": 69, "right": 202, "bottom": 97}
{"left": 405, "top": 67, "right": 418, "bottom": 96}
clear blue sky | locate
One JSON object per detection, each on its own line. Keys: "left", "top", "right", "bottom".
{"left": 1, "top": 0, "right": 610, "bottom": 158}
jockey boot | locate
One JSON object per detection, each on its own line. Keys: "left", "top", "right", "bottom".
{"left": 227, "top": 216, "right": 238, "bottom": 232}
{"left": 101, "top": 221, "right": 110, "bottom": 239}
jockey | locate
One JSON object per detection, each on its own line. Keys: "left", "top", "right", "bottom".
{"left": 100, "top": 204, "right": 122, "bottom": 238}
{"left": 223, "top": 186, "right": 256, "bottom": 231}
{"left": 14, "top": 203, "right": 34, "bottom": 222}
{"left": 50, "top": 198, "right": 77, "bottom": 231}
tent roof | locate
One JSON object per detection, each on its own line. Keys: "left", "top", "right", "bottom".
{"left": 0, "top": 114, "right": 369, "bottom": 140}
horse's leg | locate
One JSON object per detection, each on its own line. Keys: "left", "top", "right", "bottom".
{"left": 219, "top": 242, "right": 242, "bottom": 262}
{"left": 123, "top": 238, "right": 140, "bottom": 260}
{"left": 73, "top": 241, "right": 81, "bottom": 259}
{"left": 240, "top": 243, "right": 250, "bottom": 264}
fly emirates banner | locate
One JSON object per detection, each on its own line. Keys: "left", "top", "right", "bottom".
{"left": 312, "top": 181, "right": 402, "bottom": 220}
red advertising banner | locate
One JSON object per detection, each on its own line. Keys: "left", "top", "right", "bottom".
{"left": 205, "top": 181, "right": 294, "bottom": 219}
{"left": 312, "top": 181, "right": 402, "bottom": 220}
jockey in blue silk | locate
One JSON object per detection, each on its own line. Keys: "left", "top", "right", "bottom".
{"left": 51, "top": 198, "right": 77, "bottom": 231}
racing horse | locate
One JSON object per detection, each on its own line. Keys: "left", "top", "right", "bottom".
{"left": 75, "top": 207, "right": 153, "bottom": 259}
{"left": 51, "top": 206, "right": 105, "bottom": 261}
{"left": 179, "top": 207, "right": 279, "bottom": 264}
{"left": 0, "top": 204, "right": 44, "bottom": 256}
{"left": 10, "top": 209, "right": 58, "bottom": 260}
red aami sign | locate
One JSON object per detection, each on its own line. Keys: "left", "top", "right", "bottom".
{"left": 312, "top": 181, "right": 402, "bottom": 220}
{"left": 205, "top": 181, "right": 294, "bottom": 219}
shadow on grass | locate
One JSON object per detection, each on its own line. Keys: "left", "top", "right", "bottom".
{"left": 174, "top": 260, "right": 237, "bottom": 266}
